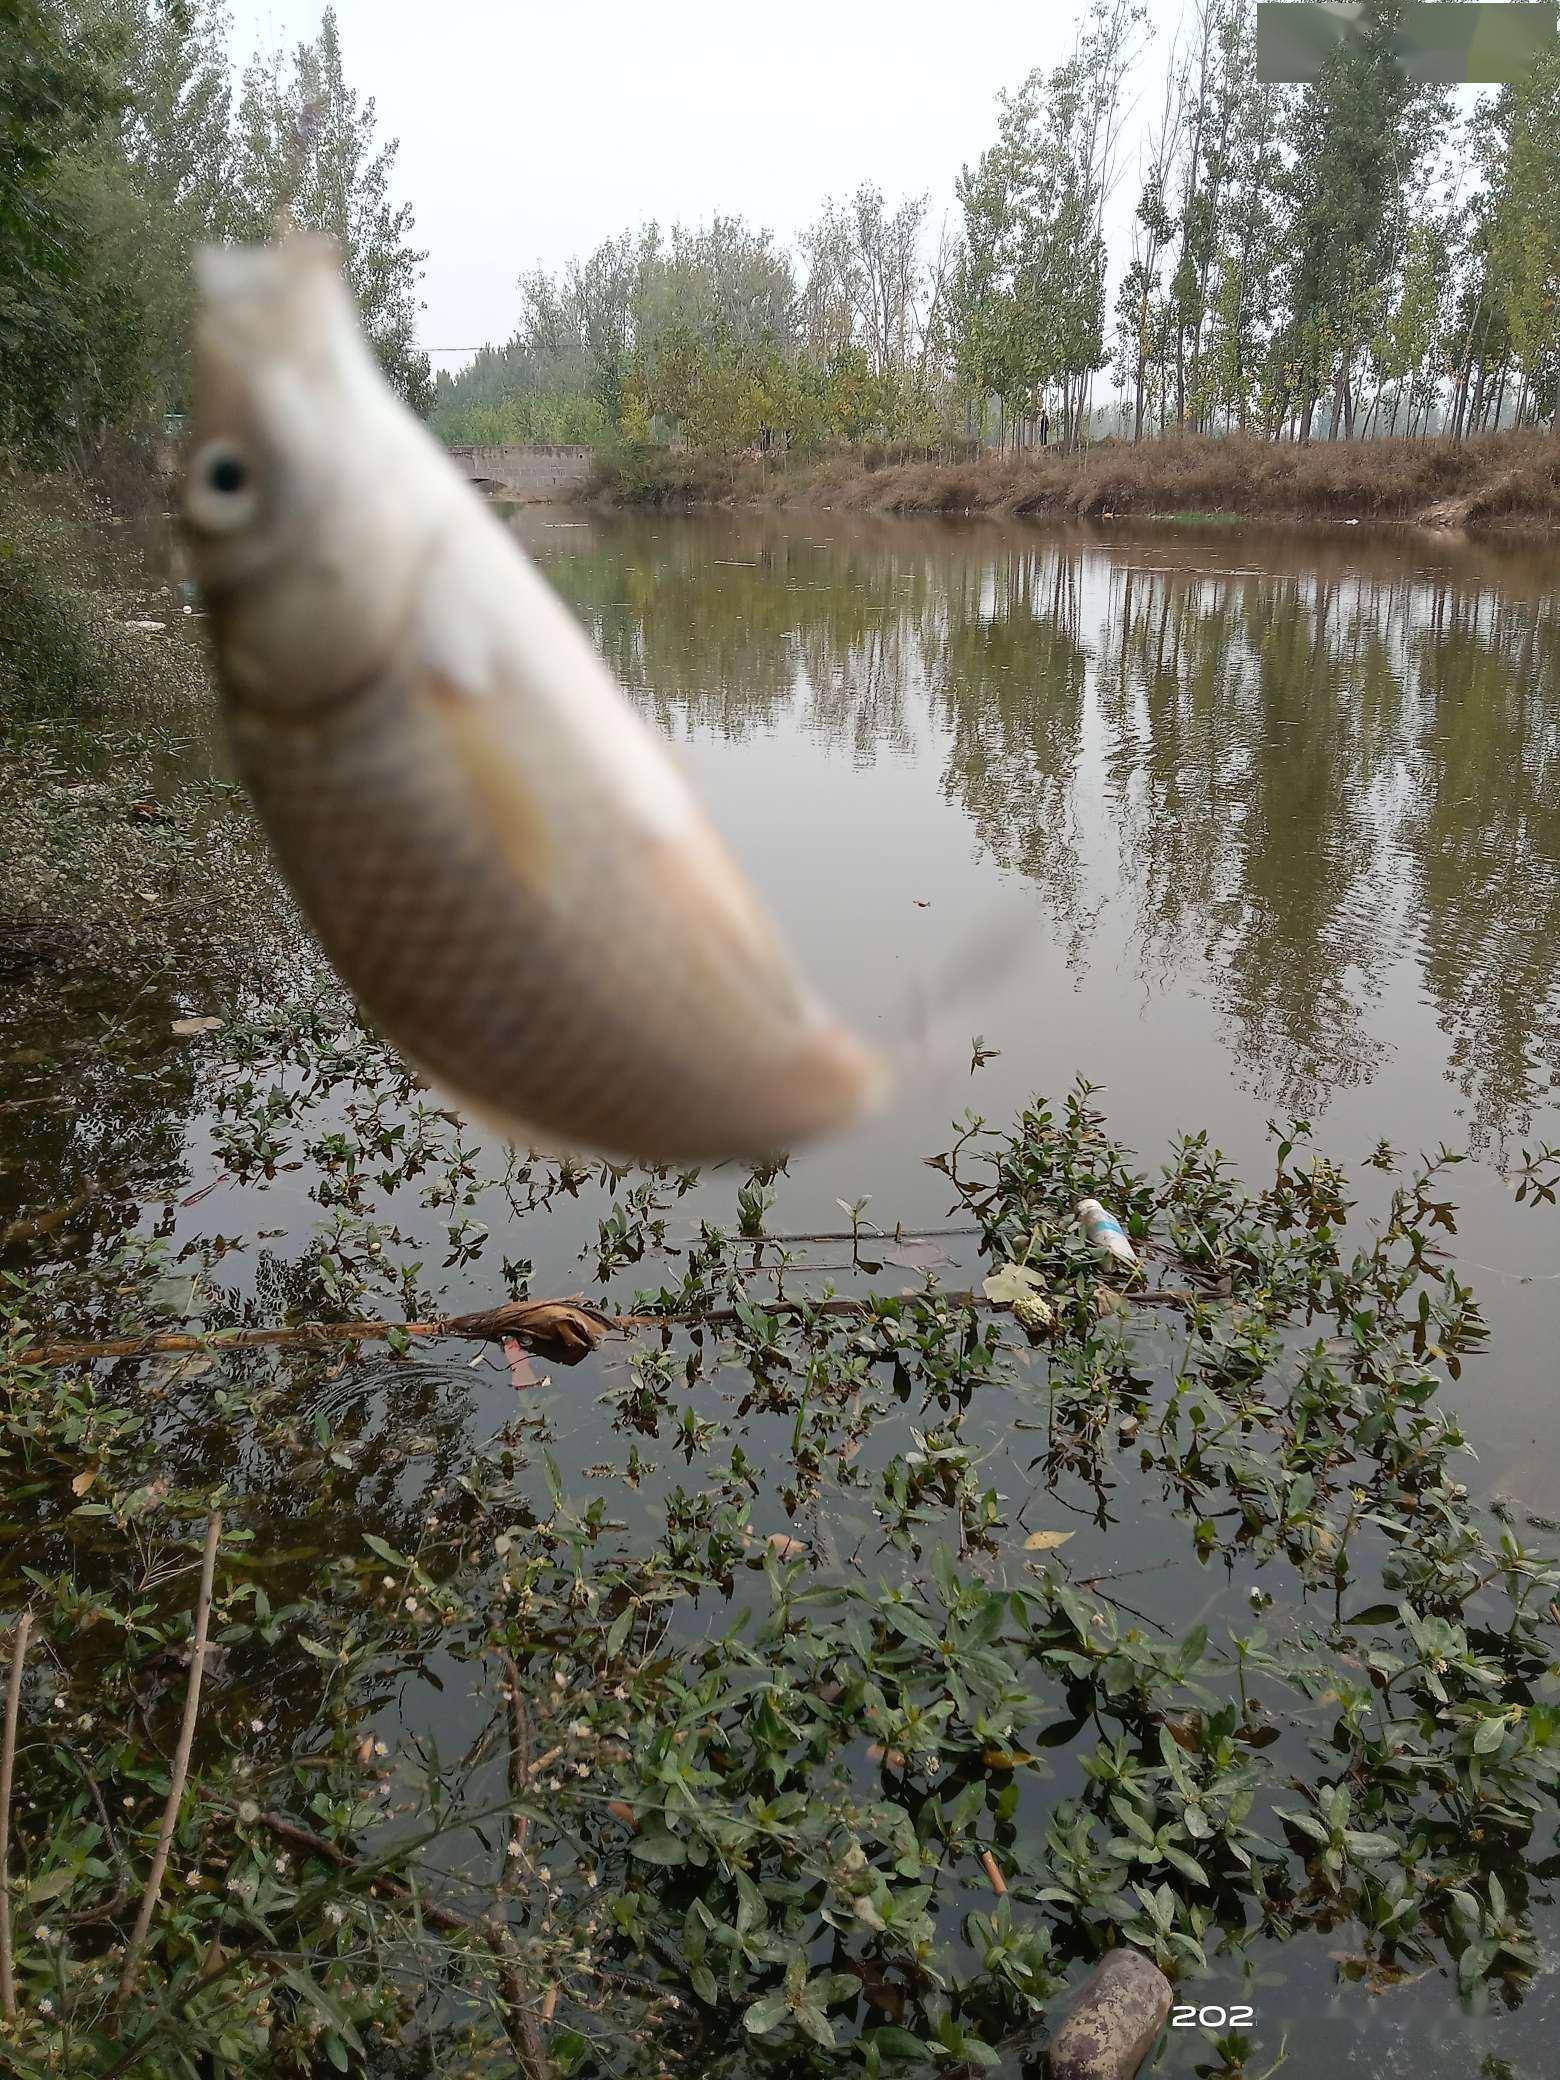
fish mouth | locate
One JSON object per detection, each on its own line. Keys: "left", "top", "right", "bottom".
{"left": 194, "top": 237, "right": 350, "bottom": 392}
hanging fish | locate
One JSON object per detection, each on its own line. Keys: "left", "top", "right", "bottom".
{"left": 179, "top": 237, "right": 884, "bottom": 1163}
{"left": 1076, "top": 1197, "right": 1138, "bottom": 1267}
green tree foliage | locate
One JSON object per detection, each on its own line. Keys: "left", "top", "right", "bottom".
{"left": 229, "top": 6, "right": 431, "bottom": 412}
{"left": 434, "top": 195, "right": 955, "bottom": 453}
{"left": 1455, "top": 38, "right": 1560, "bottom": 430}
{"left": 391, "top": 0, "right": 1560, "bottom": 456}
{"left": 1270, "top": 1, "right": 1430, "bottom": 439}
{"left": 0, "top": 2, "right": 125, "bottom": 450}
{"left": 1, "top": 1, "right": 430, "bottom": 458}
{"left": 954, "top": 0, "right": 1148, "bottom": 448}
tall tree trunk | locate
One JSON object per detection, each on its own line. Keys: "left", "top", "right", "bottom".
{"left": 1469, "top": 362, "right": 1489, "bottom": 435}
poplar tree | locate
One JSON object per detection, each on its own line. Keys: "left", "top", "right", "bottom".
{"left": 231, "top": 7, "right": 432, "bottom": 412}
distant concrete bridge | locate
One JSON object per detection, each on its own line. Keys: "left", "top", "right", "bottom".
{"left": 446, "top": 443, "right": 595, "bottom": 504}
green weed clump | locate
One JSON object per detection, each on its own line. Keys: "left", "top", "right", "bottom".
{"left": 1, "top": 1043, "right": 1558, "bottom": 2077}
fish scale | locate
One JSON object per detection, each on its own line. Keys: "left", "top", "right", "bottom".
{"left": 184, "top": 237, "right": 882, "bottom": 1162}
{"left": 232, "top": 662, "right": 826, "bottom": 1159}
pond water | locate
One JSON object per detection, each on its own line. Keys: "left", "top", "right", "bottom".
{"left": 517, "top": 509, "right": 1560, "bottom": 1497}
{"left": 3, "top": 503, "right": 1559, "bottom": 2076}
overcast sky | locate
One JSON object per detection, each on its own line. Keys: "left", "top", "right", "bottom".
{"left": 226, "top": 0, "right": 1197, "bottom": 373}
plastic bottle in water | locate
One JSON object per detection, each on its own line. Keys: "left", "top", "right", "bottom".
{"left": 1077, "top": 1197, "right": 1138, "bottom": 1267}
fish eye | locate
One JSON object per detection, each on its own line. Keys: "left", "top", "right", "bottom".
{"left": 208, "top": 451, "right": 247, "bottom": 495}
{"left": 185, "top": 438, "right": 260, "bottom": 534}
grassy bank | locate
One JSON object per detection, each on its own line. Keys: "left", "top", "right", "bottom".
{"left": 591, "top": 428, "right": 1560, "bottom": 531}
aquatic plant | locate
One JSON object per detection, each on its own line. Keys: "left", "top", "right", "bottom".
{"left": 0, "top": 1046, "right": 1557, "bottom": 2076}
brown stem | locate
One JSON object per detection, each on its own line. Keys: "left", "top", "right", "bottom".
{"left": 116, "top": 1514, "right": 221, "bottom": 2011}
{"left": 17, "top": 1283, "right": 1209, "bottom": 1372}
{"left": 492, "top": 1651, "right": 552, "bottom": 2075}
{"left": 499, "top": 1652, "right": 533, "bottom": 1892}
{"left": 0, "top": 1611, "right": 34, "bottom": 2020}
{"left": 231, "top": 1792, "right": 555, "bottom": 2075}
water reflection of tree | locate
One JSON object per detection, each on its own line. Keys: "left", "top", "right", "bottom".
{"left": 1097, "top": 568, "right": 1409, "bottom": 1108}
{"left": 1095, "top": 553, "right": 1560, "bottom": 1136}
{"left": 925, "top": 542, "right": 1091, "bottom": 947}
{"left": 1210, "top": 576, "right": 1406, "bottom": 1108}
{"left": 541, "top": 521, "right": 920, "bottom": 756}
{"left": 533, "top": 512, "right": 1560, "bottom": 1149}
{"left": 1401, "top": 586, "right": 1560, "bottom": 1145}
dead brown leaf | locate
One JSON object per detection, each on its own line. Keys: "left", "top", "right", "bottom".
{"left": 447, "top": 1296, "right": 616, "bottom": 1363}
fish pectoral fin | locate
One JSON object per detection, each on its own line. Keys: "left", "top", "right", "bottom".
{"left": 416, "top": 667, "right": 555, "bottom": 898}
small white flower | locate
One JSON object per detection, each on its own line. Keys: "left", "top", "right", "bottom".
{"left": 238, "top": 1800, "right": 259, "bottom": 1823}
{"left": 925, "top": 1756, "right": 942, "bottom": 1777}
{"left": 537, "top": 1865, "right": 552, "bottom": 1883}
{"left": 38, "top": 1997, "right": 54, "bottom": 2017}
{"left": 274, "top": 1855, "right": 288, "bottom": 1874}
{"left": 374, "top": 1740, "right": 387, "bottom": 1757}
{"left": 35, "top": 1926, "right": 53, "bottom": 1945}
{"left": 506, "top": 1840, "right": 523, "bottom": 1859}
{"left": 382, "top": 1575, "right": 395, "bottom": 1588}
{"left": 250, "top": 1717, "right": 265, "bottom": 1734}
{"left": 52, "top": 1696, "right": 64, "bottom": 1711}
{"left": 404, "top": 1597, "right": 418, "bottom": 1614}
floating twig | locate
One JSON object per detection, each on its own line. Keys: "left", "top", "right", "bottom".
{"left": 116, "top": 1513, "right": 221, "bottom": 2010}
{"left": 15, "top": 1281, "right": 1209, "bottom": 1372}
{"left": 15, "top": 1297, "right": 618, "bottom": 1370}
